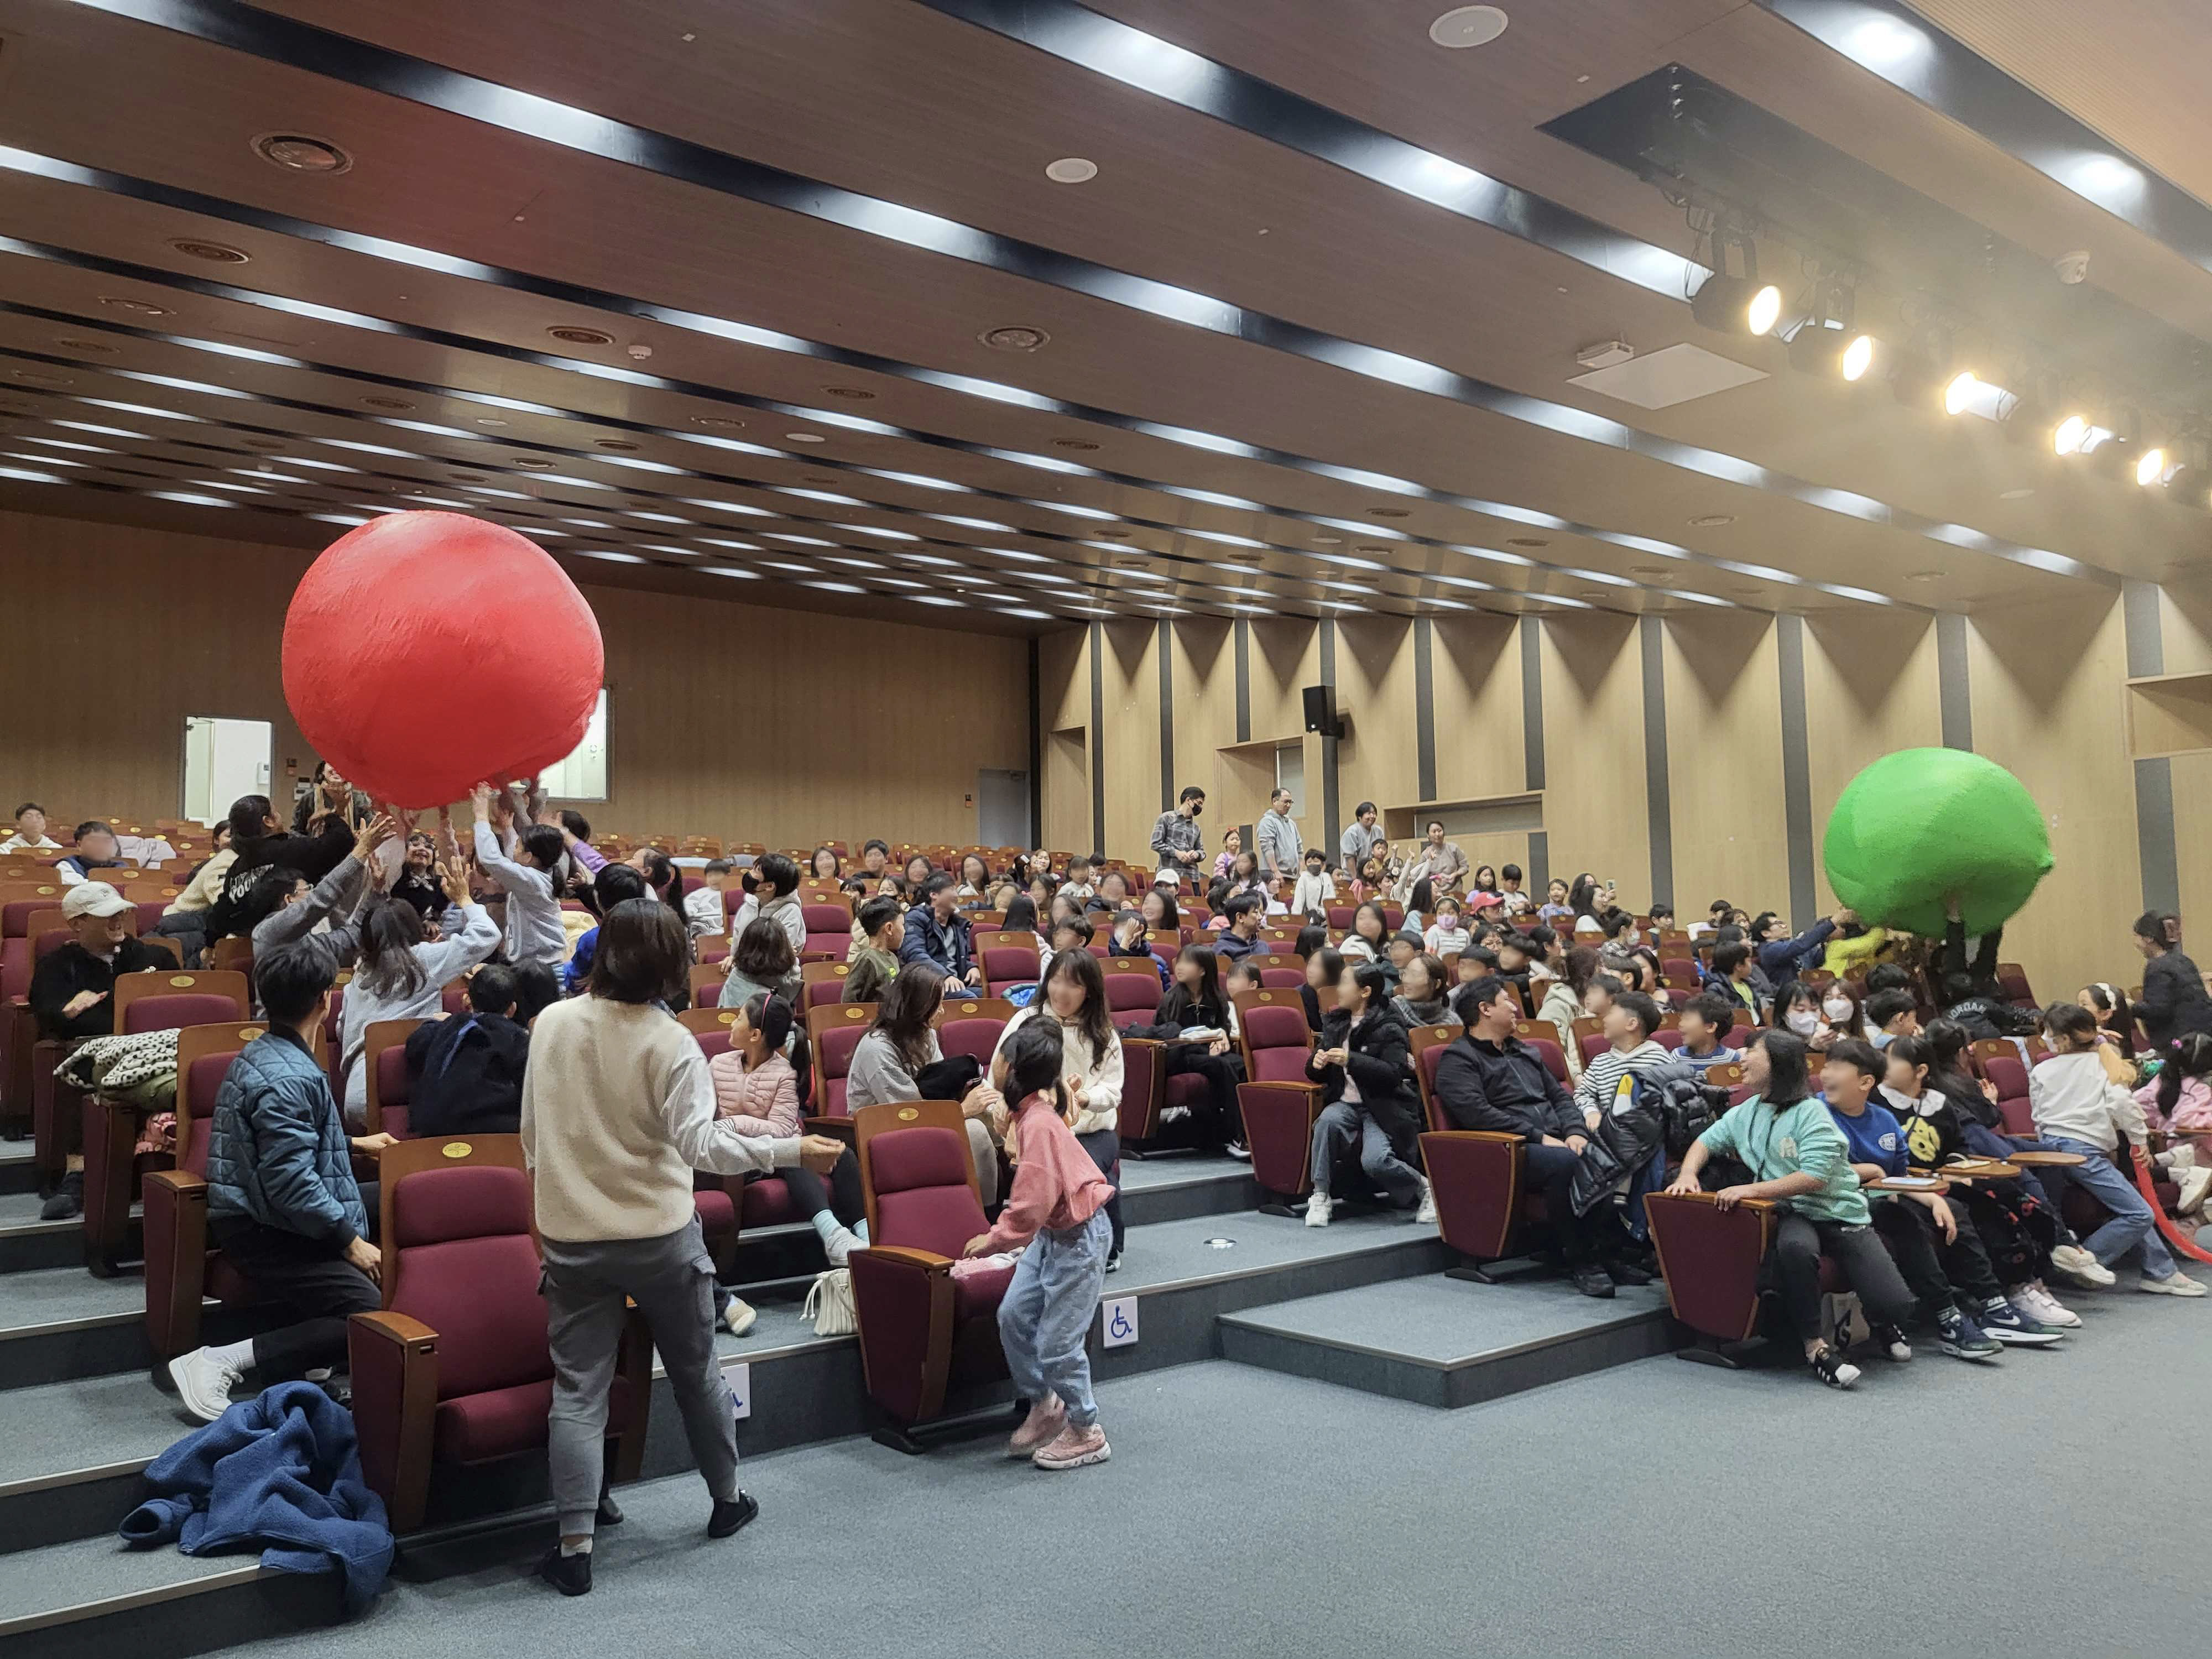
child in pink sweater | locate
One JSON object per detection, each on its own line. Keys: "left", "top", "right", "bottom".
{"left": 966, "top": 1020, "right": 1115, "bottom": 1470}
{"left": 708, "top": 994, "right": 801, "bottom": 1139}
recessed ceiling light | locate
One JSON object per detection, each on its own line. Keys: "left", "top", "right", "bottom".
{"left": 251, "top": 132, "right": 352, "bottom": 174}
{"left": 786, "top": 432, "right": 827, "bottom": 444}
{"left": 547, "top": 325, "right": 617, "bottom": 346}
{"left": 822, "top": 385, "right": 876, "bottom": 401}
{"left": 1052, "top": 438, "right": 1100, "bottom": 451}
{"left": 1045, "top": 158, "right": 1099, "bottom": 185}
{"left": 1906, "top": 570, "right": 1943, "bottom": 583}
{"left": 54, "top": 337, "right": 117, "bottom": 354}
{"left": 979, "top": 325, "right": 1050, "bottom": 353}
{"left": 1313, "top": 535, "right": 1343, "bottom": 545}
{"left": 1688, "top": 513, "right": 1735, "bottom": 528}
{"left": 98, "top": 295, "right": 171, "bottom": 317}
{"left": 1999, "top": 488, "right": 2034, "bottom": 500}
{"left": 594, "top": 439, "right": 641, "bottom": 452}
{"left": 1429, "top": 6, "right": 1509, "bottom": 49}
{"left": 690, "top": 414, "right": 744, "bottom": 429}
{"left": 1505, "top": 536, "right": 1549, "bottom": 547}
{"left": 362, "top": 395, "right": 415, "bottom": 411}
{"left": 169, "top": 238, "right": 250, "bottom": 265}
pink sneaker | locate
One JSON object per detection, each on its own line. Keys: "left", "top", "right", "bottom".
{"left": 1031, "top": 1422, "right": 1110, "bottom": 1470}
{"left": 1006, "top": 1395, "right": 1066, "bottom": 1458}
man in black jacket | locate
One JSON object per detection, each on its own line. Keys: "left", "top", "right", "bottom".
{"left": 1433, "top": 975, "right": 1618, "bottom": 1297}
{"left": 29, "top": 881, "right": 178, "bottom": 1218}
{"left": 403, "top": 964, "right": 531, "bottom": 1137}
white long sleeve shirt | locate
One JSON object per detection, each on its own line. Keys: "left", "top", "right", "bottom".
{"left": 473, "top": 820, "right": 568, "bottom": 967}
{"left": 2028, "top": 1050, "right": 2147, "bottom": 1154}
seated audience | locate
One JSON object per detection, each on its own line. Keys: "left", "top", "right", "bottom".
{"left": 1702, "top": 941, "right": 1765, "bottom": 1021}
{"left": 1673, "top": 992, "right": 1742, "bottom": 1076}
{"left": 1213, "top": 893, "right": 1265, "bottom": 962}
{"left": 566, "top": 864, "right": 650, "bottom": 994}
{"left": 2, "top": 800, "right": 59, "bottom": 851}
{"left": 843, "top": 894, "right": 905, "bottom": 1003}
{"left": 900, "top": 871, "right": 983, "bottom": 994}
{"left": 405, "top": 962, "right": 531, "bottom": 1136}
{"left": 685, "top": 859, "right": 735, "bottom": 939}
{"left": 1049, "top": 912, "right": 1095, "bottom": 957}
{"left": 340, "top": 877, "right": 500, "bottom": 1128}
{"left": 1435, "top": 975, "right": 1621, "bottom": 1295}
{"left": 1339, "top": 901, "right": 1390, "bottom": 967}
{"left": 719, "top": 915, "right": 801, "bottom": 1014}
{"left": 57, "top": 820, "right": 131, "bottom": 885}
{"left": 731, "top": 853, "right": 807, "bottom": 959}
{"left": 1863, "top": 988, "right": 1921, "bottom": 1049}
{"left": 1390, "top": 951, "right": 1458, "bottom": 1032}
{"left": 1666, "top": 1030, "right": 1921, "bottom": 1390}
{"left": 2031, "top": 1002, "right": 2201, "bottom": 1296}
{"left": 1751, "top": 907, "right": 1853, "bottom": 985}
{"left": 471, "top": 784, "right": 569, "bottom": 969}
{"left": 1105, "top": 907, "right": 1167, "bottom": 985}
{"left": 1423, "top": 896, "right": 1470, "bottom": 960}
{"left": 1133, "top": 944, "right": 1244, "bottom": 1151}
{"left": 165, "top": 941, "right": 397, "bottom": 1422}
{"left": 1573, "top": 991, "right": 1686, "bottom": 1123}
{"left": 1302, "top": 962, "right": 1432, "bottom": 1230}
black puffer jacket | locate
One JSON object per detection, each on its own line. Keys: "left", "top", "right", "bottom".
{"left": 2139, "top": 948, "right": 2212, "bottom": 1051}
{"left": 1306, "top": 1007, "right": 1418, "bottom": 1154}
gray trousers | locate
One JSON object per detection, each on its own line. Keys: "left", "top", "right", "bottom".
{"left": 541, "top": 1215, "right": 737, "bottom": 1538}
{"left": 1309, "top": 1101, "right": 1424, "bottom": 1207}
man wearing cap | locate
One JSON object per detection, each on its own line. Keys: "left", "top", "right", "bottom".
{"left": 27, "top": 882, "right": 173, "bottom": 1218}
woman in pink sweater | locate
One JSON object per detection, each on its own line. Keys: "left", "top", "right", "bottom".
{"left": 966, "top": 1020, "right": 1115, "bottom": 1471}
{"left": 708, "top": 994, "right": 801, "bottom": 1139}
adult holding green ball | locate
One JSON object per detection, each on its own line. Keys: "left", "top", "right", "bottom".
{"left": 1822, "top": 748, "right": 2053, "bottom": 938}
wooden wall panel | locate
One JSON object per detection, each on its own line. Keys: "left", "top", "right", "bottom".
{"left": 2157, "top": 578, "right": 2212, "bottom": 932}
{"left": 1538, "top": 614, "right": 1648, "bottom": 902}
{"left": 1664, "top": 613, "right": 1788, "bottom": 916}
{"left": 1334, "top": 615, "right": 1418, "bottom": 836}
{"left": 1098, "top": 622, "right": 1161, "bottom": 866}
{"left": 1966, "top": 592, "right": 2136, "bottom": 1001}
{"left": 1171, "top": 618, "right": 1240, "bottom": 868}
{"left": 1037, "top": 627, "right": 1091, "bottom": 854}
{"left": 1431, "top": 614, "right": 1525, "bottom": 804}
{"left": 1801, "top": 611, "right": 1942, "bottom": 914}
{"left": 0, "top": 509, "right": 1029, "bottom": 848}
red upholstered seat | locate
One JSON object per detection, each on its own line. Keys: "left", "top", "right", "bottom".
{"left": 849, "top": 1106, "right": 1010, "bottom": 1445}
{"left": 817, "top": 1022, "right": 869, "bottom": 1118}
{"left": 1652, "top": 1027, "right": 1687, "bottom": 1052}
{"left": 979, "top": 945, "right": 1040, "bottom": 997}
{"left": 936, "top": 1014, "right": 1006, "bottom": 1071}
{"left": 373, "top": 1044, "right": 412, "bottom": 1140}
{"left": 739, "top": 1176, "right": 795, "bottom": 1228}
{"left": 1522, "top": 1037, "right": 1568, "bottom": 1087}
{"left": 801, "top": 902, "right": 853, "bottom": 964}
{"left": 1235, "top": 990, "right": 1322, "bottom": 1203}
{"left": 1105, "top": 972, "right": 1160, "bottom": 1031}
{"left": 124, "top": 994, "right": 242, "bottom": 1035}
{"left": 351, "top": 1143, "right": 651, "bottom": 1532}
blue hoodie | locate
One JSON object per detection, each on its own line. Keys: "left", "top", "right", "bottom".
{"left": 1824, "top": 1093, "right": 1908, "bottom": 1177}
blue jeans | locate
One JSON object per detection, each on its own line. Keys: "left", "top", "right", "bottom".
{"left": 1309, "top": 1102, "right": 1424, "bottom": 1207}
{"left": 998, "top": 1207, "right": 1113, "bottom": 1428}
{"left": 2042, "top": 1135, "right": 2176, "bottom": 1280}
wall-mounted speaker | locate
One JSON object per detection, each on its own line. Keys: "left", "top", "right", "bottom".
{"left": 1302, "top": 684, "right": 1344, "bottom": 739}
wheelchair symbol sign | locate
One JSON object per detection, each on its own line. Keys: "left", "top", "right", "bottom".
{"left": 721, "top": 1358, "right": 752, "bottom": 1421}
{"left": 1102, "top": 1296, "right": 1139, "bottom": 1349}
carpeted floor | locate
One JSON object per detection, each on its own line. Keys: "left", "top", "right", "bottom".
{"left": 229, "top": 1279, "right": 2203, "bottom": 1659}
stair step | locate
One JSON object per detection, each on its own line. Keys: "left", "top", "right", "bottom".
{"left": 1219, "top": 1271, "right": 1678, "bottom": 1408}
{"left": 0, "top": 1193, "right": 140, "bottom": 1275}
{"left": 0, "top": 1144, "right": 35, "bottom": 1198}
{"left": 0, "top": 1373, "right": 191, "bottom": 1552}
{"left": 0, "top": 1528, "right": 339, "bottom": 1659}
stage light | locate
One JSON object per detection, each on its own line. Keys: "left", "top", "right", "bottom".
{"left": 1941, "top": 371, "right": 2013, "bottom": 422}
{"left": 1788, "top": 327, "right": 1878, "bottom": 380}
{"left": 2053, "top": 414, "right": 2091, "bottom": 456}
{"left": 2136, "top": 446, "right": 2168, "bottom": 487}
{"left": 1944, "top": 372, "right": 1979, "bottom": 415}
{"left": 1691, "top": 275, "right": 1783, "bottom": 337}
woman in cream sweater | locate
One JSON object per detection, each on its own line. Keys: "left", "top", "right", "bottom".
{"left": 987, "top": 950, "right": 1126, "bottom": 1267}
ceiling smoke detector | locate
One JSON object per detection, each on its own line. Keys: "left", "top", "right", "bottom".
{"left": 1575, "top": 339, "right": 1635, "bottom": 371}
{"left": 2054, "top": 249, "right": 2091, "bottom": 285}
{"left": 1045, "top": 157, "right": 1099, "bottom": 184}
{"left": 252, "top": 133, "right": 353, "bottom": 174}
{"left": 1429, "top": 6, "right": 1509, "bottom": 48}
{"left": 547, "top": 325, "right": 617, "bottom": 346}
{"left": 169, "top": 238, "right": 250, "bottom": 265}
{"left": 979, "top": 325, "right": 1050, "bottom": 353}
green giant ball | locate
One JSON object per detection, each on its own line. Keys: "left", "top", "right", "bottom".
{"left": 1820, "top": 748, "right": 2052, "bottom": 937}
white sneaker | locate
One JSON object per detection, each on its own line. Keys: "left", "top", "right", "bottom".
{"left": 2178, "top": 1165, "right": 2212, "bottom": 1215}
{"left": 2165, "top": 1142, "right": 2198, "bottom": 1172}
{"left": 821, "top": 1224, "right": 864, "bottom": 1267}
{"left": 168, "top": 1347, "right": 245, "bottom": 1424}
{"left": 1414, "top": 1178, "right": 1438, "bottom": 1227}
{"left": 2140, "top": 1271, "right": 2208, "bottom": 1297}
{"left": 2049, "top": 1244, "right": 2117, "bottom": 1288}
{"left": 722, "top": 1297, "right": 758, "bottom": 1337}
{"left": 2015, "top": 1284, "right": 2080, "bottom": 1328}
{"left": 1303, "top": 1190, "right": 1332, "bottom": 1229}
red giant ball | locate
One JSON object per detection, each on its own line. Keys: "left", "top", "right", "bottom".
{"left": 281, "top": 512, "right": 604, "bottom": 808}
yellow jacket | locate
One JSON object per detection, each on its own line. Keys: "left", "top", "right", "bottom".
{"left": 1823, "top": 927, "right": 1894, "bottom": 977}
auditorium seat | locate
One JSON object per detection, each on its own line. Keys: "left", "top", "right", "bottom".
{"left": 687, "top": 962, "right": 725, "bottom": 1008}
{"left": 1652, "top": 1027, "right": 1687, "bottom": 1052}
{"left": 1116, "top": 1036, "right": 1168, "bottom": 1150}
{"left": 1996, "top": 961, "right": 2036, "bottom": 1009}
{"left": 800, "top": 960, "right": 853, "bottom": 1008}
{"left": 1645, "top": 1190, "right": 1848, "bottom": 1368}
{"left": 976, "top": 943, "right": 1040, "bottom": 997}
{"left": 847, "top": 1100, "right": 1011, "bottom": 1454}
{"left": 143, "top": 1022, "right": 290, "bottom": 1359}
{"left": 800, "top": 899, "right": 854, "bottom": 964}
{"left": 1234, "top": 987, "right": 1323, "bottom": 1213}
{"left": 364, "top": 1019, "right": 425, "bottom": 1138}
{"left": 1405, "top": 1023, "right": 1463, "bottom": 1135}
{"left": 1253, "top": 952, "right": 1304, "bottom": 990}
{"left": 1410, "top": 1021, "right": 1542, "bottom": 1282}
{"left": 1971, "top": 1042, "right": 2034, "bottom": 1135}
{"left": 807, "top": 1001, "right": 878, "bottom": 1120}
{"left": 1510, "top": 1021, "right": 1571, "bottom": 1087}
{"left": 1102, "top": 958, "right": 1162, "bottom": 1031}
{"left": 932, "top": 999, "right": 1011, "bottom": 1070}
{"left": 349, "top": 1135, "right": 651, "bottom": 1534}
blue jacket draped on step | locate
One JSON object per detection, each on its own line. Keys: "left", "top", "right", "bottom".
{"left": 119, "top": 1381, "right": 392, "bottom": 1612}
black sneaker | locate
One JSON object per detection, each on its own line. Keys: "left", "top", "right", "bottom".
{"left": 595, "top": 1492, "right": 624, "bottom": 1527}
{"left": 1870, "top": 1322, "right": 1913, "bottom": 1363}
{"left": 1569, "top": 1262, "right": 1617, "bottom": 1299}
{"left": 709, "top": 1491, "right": 758, "bottom": 1539}
{"left": 1604, "top": 1256, "right": 1655, "bottom": 1287}
{"left": 1808, "top": 1345, "right": 1861, "bottom": 1390}
{"left": 536, "top": 1547, "right": 592, "bottom": 1597}
{"left": 39, "top": 1171, "right": 83, "bottom": 1221}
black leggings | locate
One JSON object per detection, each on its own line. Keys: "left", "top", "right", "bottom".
{"left": 212, "top": 1183, "right": 381, "bottom": 1379}
{"left": 1869, "top": 1196, "right": 2001, "bottom": 1319}
{"left": 1769, "top": 1213, "right": 1918, "bottom": 1345}
{"left": 781, "top": 1150, "right": 866, "bottom": 1229}
{"left": 1166, "top": 1048, "right": 1245, "bottom": 1144}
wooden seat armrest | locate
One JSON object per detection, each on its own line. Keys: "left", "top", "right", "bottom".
{"left": 804, "top": 1115, "right": 857, "bottom": 1144}
{"left": 351, "top": 1309, "right": 438, "bottom": 1349}
{"left": 144, "top": 1167, "right": 207, "bottom": 1198}
{"left": 1421, "top": 1129, "right": 1527, "bottom": 1147}
{"left": 1653, "top": 1189, "right": 1778, "bottom": 1212}
{"left": 852, "top": 1244, "right": 953, "bottom": 1275}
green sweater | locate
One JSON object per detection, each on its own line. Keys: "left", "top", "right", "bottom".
{"left": 1694, "top": 1094, "right": 1869, "bottom": 1225}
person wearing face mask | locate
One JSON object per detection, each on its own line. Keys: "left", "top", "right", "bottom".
{"left": 1775, "top": 983, "right": 1827, "bottom": 1045}
{"left": 1149, "top": 785, "right": 1207, "bottom": 888}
